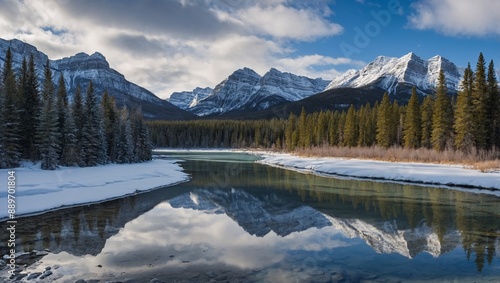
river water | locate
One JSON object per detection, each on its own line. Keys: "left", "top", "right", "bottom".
{"left": 1, "top": 152, "right": 499, "bottom": 282}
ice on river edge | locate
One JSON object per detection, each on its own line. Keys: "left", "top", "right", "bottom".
{"left": 257, "top": 152, "right": 500, "bottom": 193}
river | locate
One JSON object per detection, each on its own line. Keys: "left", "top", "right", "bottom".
{"left": 1, "top": 151, "right": 499, "bottom": 282}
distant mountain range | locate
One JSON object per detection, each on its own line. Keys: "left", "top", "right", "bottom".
{"left": 1, "top": 38, "right": 476, "bottom": 120}
{"left": 0, "top": 38, "right": 195, "bottom": 120}
{"left": 168, "top": 67, "right": 330, "bottom": 116}
{"left": 169, "top": 188, "right": 461, "bottom": 259}
{"left": 169, "top": 52, "right": 467, "bottom": 118}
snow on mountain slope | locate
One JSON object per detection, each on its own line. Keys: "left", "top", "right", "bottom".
{"left": 325, "top": 52, "right": 462, "bottom": 95}
{"left": 327, "top": 216, "right": 461, "bottom": 259}
{"left": 175, "top": 67, "right": 330, "bottom": 116}
{"left": 168, "top": 87, "right": 213, "bottom": 109}
{"left": 169, "top": 189, "right": 331, "bottom": 237}
{"left": 0, "top": 38, "right": 194, "bottom": 120}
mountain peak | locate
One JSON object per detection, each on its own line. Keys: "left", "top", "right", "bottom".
{"left": 175, "top": 66, "right": 329, "bottom": 116}
{"left": 325, "top": 52, "right": 462, "bottom": 95}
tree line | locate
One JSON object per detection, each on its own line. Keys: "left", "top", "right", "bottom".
{"left": 149, "top": 52, "right": 499, "bottom": 155}
{"left": 0, "top": 48, "right": 152, "bottom": 170}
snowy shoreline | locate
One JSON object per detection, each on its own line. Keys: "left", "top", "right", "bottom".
{"left": 0, "top": 159, "right": 189, "bottom": 220}
{"left": 257, "top": 152, "right": 500, "bottom": 192}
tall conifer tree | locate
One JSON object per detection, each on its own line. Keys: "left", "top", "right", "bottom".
{"left": 1, "top": 48, "right": 22, "bottom": 168}
{"left": 343, "top": 104, "right": 358, "bottom": 147}
{"left": 404, "top": 87, "right": 421, "bottom": 148}
{"left": 486, "top": 60, "right": 499, "bottom": 148}
{"left": 37, "top": 60, "right": 60, "bottom": 170}
{"left": 454, "top": 64, "right": 475, "bottom": 151}
{"left": 376, "top": 93, "right": 393, "bottom": 148}
{"left": 472, "top": 52, "right": 489, "bottom": 149}
{"left": 431, "top": 70, "right": 454, "bottom": 151}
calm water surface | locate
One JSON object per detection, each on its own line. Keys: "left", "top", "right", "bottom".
{"left": 1, "top": 152, "right": 499, "bottom": 282}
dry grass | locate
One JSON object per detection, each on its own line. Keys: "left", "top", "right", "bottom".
{"left": 470, "top": 160, "right": 500, "bottom": 173}
{"left": 293, "top": 145, "right": 500, "bottom": 171}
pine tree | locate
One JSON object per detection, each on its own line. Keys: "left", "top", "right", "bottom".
{"left": 472, "top": 52, "right": 489, "bottom": 149}
{"left": 81, "top": 82, "right": 107, "bottom": 166}
{"left": 285, "top": 112, "right": 296, "bottom": 150}
{"left": 431, "top": 70, "right": 454, "bottom": 151}
{"left": 56, "top": 74, "right": 68, "bottom": 158}
{"left": 454, "top": 64, "right": 475, "bottom": 151}
{"left": 298, "top": 107, "right": 310, "bottom": 148}
{"left": 71, "top": 85, "right": 85, "bottom": 166}
{"left": 1, "top": 48, "right": 22, "bottom": 168}
{"left": 486, "top": 60, "right": 499, "bottom": 148}
{"left": 101, "top": 90, "right": 119, "bottom": 162}
{"left": 403, "top": 87, "right": 421, "bottom": 148}
{"left": 315, "top": 111, "right": 328, "bottom": 146}
{"left": 421, "top": 95, "right": 434, "bottom": 148}
{"left": 37, "top": 60, "right": 60, "bottom": 170}
{"left": 357, "top": 105, "right": 369, "bottom": 147}
{"left": 25, "top": 54, "right": 41, "bottom": 161}
{"left": 130, "top": 108, "right": 152, "bottom": 162}
{"left": 343, "top": 104, "right": 358, "bottom": 147}
{"left": 116, "top": 107, "right": 134, "bottom": 164}
{"left": 376, "top": 93, "right": 393, "bottom": 148}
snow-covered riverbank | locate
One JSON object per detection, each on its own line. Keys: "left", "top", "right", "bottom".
{"left": 258, "top": 152, "right": 500, "bottom": 192}
{"left": 0, "top": 159, "right": 188, "bottom": 220}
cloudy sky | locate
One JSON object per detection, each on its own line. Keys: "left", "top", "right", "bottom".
{"left": 0, "top": 0, "right": 498, "bottom": 98}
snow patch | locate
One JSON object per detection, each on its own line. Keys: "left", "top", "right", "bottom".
{"left": 0, "top": 159, "right": 189, "bottom": 220}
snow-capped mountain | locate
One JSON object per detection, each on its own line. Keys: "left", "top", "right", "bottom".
{"left": 169, "top": 87, "right": 213, "bottom": 109}
{"left": 327, "top": 216, "right": 461, "bottom": 259}
{"left": 0, "top": 38, "right": 195, "bottom": 120}
{"left": 325, "top": 52, "right": 462, "bottom": 95}
{"left": 169, "top": 189, "right": 332, "bottom": 237}
{"left": 171, "top": 67, "right": 330, "bottom": 116}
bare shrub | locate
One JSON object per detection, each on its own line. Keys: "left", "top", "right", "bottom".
{"left": 293, "top": 145, "right": 500, "bottom": 167}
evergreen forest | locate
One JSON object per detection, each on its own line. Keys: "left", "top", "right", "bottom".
{"left": 149, "top": 53, "right": 500, "bottom": 159}
{"left": 0, "top": 48, "right": 152, "bottom": 170}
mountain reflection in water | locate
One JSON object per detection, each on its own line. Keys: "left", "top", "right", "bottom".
{"left": 0, "top": 152, "right": 498, "bottom": 282}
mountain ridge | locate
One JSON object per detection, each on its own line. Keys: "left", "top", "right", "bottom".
{"left": 0, "top": 38, "right": 196, "bottom": 120}
{"left": 168, "top": 67, "right": 330, "bottom": 116}
{"left": 325, "top": 52, "right": 462, "bottom": 95}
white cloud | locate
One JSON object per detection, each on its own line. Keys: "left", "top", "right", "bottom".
{"left": 408, "top": 0, "right": 500, "bottom": 37}
{"left": 237, "top": 4, "right": 343, "bottom": 40}
{"left": 0, "top": 0, "right": 356, "bottom": 99}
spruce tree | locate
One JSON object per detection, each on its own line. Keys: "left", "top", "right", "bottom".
{"left": 421, "top": 95, "right": 434, "bottom": 149}
{"left": 37, "top": 60, "right": 60, "bottom": 170}
{"left": 56, "top": 74, "right": 68, "bottom": 158}
{"left": 285, "top": 112, "right": 296, "bottom": 150}
{"left": 117, "top": 107, "right": 134, "bottom": 163}
{"left": 81, "top": 82, "right": 106, "bottom": 166}
{"left": 472, "top": 52, "right": 489, "bottom": 149}
{"left": 486, "top": 60, "right": 499, "bottom": 148}
{"left": 298, "top": 107, "right": 310, "bottom": 148}
{"left": 343, "top": 104, "right": 358, "bottom": 147}
{"left": 454, "top": 64, "right": 475, "bottom": 151}
{"left": 1, "top": 48, "right": 22, "bottom": 168}
{"left": 71, "top": 85, "right": 85, "bottom": 166}
{"left": 403, "top": 87, "right": 421, "bottom": 148}
{"left": 376, "top": 93, "right": 393, "bottom": 148}
{"left": 431, "top": 70, "right": 454, "bottom": 151}
{"left": 25, "top": 54, "right": 41, "bottom": 161}
{"left": 101, "top": 90, "right": 119, "bottom": 162}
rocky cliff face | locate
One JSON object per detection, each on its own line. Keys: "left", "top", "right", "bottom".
{"left": 325, "top": 52, "right": 462, "bottom": 95}
{"left": 169, "top": 87, "right": 213, "bottom": 110}
{"left": 0, "top": 38, "right": 195, "bottom": 120}
{"left": 170, "top": 67, "right": 330, "bottom": 116}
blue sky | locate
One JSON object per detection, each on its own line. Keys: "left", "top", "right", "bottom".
{"left": 0, "top": 0, "right": 498, "bottom": 98}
